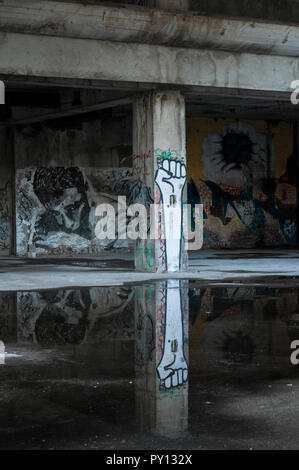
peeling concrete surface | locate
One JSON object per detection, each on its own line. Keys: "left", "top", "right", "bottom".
{"left": 1, "top": 1, "right": 299, "bottom": 57}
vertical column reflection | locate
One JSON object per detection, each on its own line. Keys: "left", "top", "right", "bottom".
{"left": 135, "top": 280, "right": 189, "bottom": 438}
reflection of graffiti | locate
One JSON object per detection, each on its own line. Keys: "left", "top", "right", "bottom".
{"left": 0, "top": 293, "right": 15, "bottom": 341}
{"left": 135, "top": 285, "right": 155, "bottom": 364}
{"left": 189, "top": 283, "right": 299, "bottom": 371}
{"left": 17, "top": 287, "right": 133, "bottom": 345}
{"left": 135, "top": 281, "right": 189, "bottom": 437}
{"left": 157, "top": 281, "right": 188, "bottom": 389}
{"left": 155, "top": 159, "right": 186, "bottom": 271}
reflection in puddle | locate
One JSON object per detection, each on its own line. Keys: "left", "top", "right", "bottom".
{"left": 17, "top": 287, "right": 134, "bottom": 345}
{"left": 0, "top": 283, "right": 299, "bottom": 448}
{"left": 135, "top": 280, "right": 188, "bottom": 438}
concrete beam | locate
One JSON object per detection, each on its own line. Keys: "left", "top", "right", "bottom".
{"left": 0, "top": 32, "right": 298, "bottom": 94}
{"left": 156, "top": 0, "right": 189, "bottom": 10}
{"left": 0, "top": 1, "right": 299, "bottom": 57}
{"left": 0, "top": 96, "right": 132, "bottom": 127}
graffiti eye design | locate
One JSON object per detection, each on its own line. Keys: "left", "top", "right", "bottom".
{"left": 201, "top": 122, "right": 271, "bottom": 189}
{"left": 222, "top": 133, "right": 252, "bottom": 169}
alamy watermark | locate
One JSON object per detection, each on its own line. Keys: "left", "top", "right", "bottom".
{"left": 290, "top": 340, "right": 299, "bottom": 365}
{"left": 94, "top": 197, "right": 203, "bottom": 250}
{"left": 0, "top": 80, "right": 4, "bottom": 105}
{"left": 0, "top": 341, "right": 5, "bottom": 365}
{"left": 290, "top": 80, "right": 299, "bottom": 105}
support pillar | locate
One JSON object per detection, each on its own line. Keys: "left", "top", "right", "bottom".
{"left": 133, "top": 91, "right": 188, "bottom": 272}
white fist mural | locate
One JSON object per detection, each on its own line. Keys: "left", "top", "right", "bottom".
{"left": 155, "top": 159, "right": 187, "bottom": 202}
{"left": 155, "top": 158, "right": 187, "bottom": 272}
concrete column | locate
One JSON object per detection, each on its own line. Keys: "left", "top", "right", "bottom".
{"left": 135, "top": 281, "right": 189, "bottom": 438}
{"left": 133, "top": 91, "right": 187, "bottom": 272}
{"left": 156, "top": 0, "right": 189, "bottom": 10}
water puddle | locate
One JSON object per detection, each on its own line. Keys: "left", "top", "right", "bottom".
{"left": 0, "top": 281, "right": 299, "bottom": 449}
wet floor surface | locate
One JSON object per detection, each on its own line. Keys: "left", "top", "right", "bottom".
{"left": 2, "top": 250, "right": 299, "bottom": 291}
{"left": 1, "top": 280, "right": 299, "bottom": 449}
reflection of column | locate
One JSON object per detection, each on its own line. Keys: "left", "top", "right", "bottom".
{"left": 135, "top": 280, "right": 188, "bottom": 438}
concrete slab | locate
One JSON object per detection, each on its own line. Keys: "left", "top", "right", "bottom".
{"left": 0, "top": 249, "right": 299, "bottom": 291}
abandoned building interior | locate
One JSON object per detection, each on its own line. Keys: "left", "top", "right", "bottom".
{"left": 1, "top": 0, "right": 299, "bottom": 451}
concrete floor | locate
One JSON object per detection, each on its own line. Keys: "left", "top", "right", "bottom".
{"left": 1, "top": 249, "right": 299, "bottom": 450}
{"left": 1, "top": 249, "right": 299, "bottom": 291}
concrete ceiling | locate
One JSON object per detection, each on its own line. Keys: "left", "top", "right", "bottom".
{"left": 1, "top": 82, "right": 298, "bottom": 125}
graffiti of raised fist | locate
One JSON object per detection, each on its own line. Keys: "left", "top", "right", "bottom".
{"left": 155, "top": 159, "right": 186, "bottom": 203}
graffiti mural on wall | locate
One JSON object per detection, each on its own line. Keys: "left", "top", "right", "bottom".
{"left": 33, "top": 167, "right": 92, "bottom": 241}
{"left": 16, "top": 167, "right": 152, "bottom": 255}
{"left": 187, "top": 121, "right": 297, "bottom": 248}
{"left": 0, "top": 184, "right": 10, "bottom": 251}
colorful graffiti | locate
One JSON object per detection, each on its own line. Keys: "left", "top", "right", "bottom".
{"left": 154, "top": 148, "right": 180, "bottom": 160}
{"left": 187, "top": 120, "right": 297, "bottom": 248}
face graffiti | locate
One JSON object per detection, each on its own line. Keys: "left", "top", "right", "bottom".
{"left": 33, "top": 167, "right": 91, "bottom": 240}
{"left": 16, "top": 166, "right": 155, "bottom": 255}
